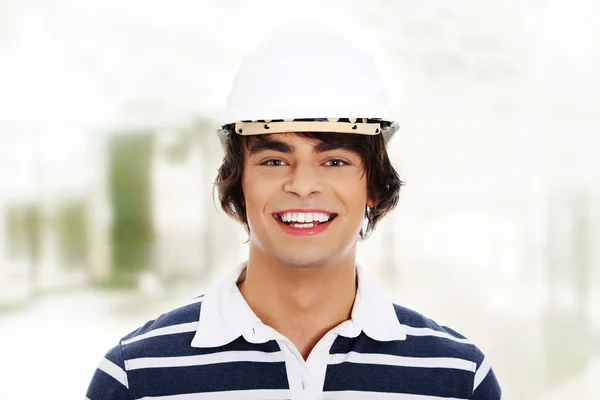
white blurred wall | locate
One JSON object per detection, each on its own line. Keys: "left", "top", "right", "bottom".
{"left": 0, "top": 1, "right": 598, "bottom": 399}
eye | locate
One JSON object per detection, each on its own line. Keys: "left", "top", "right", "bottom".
{"left": 324, "top": 159, "right": 349, "bottom": 167}
{"left": 260, "top": 159, "right": 287, "bottom": 166}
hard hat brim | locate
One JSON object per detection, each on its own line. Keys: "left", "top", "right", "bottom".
{"left": 217, "top": 118, "right": 399, "bottom": 146}
{"left": 235, "top": 120, "right": 381, "bottom": 136}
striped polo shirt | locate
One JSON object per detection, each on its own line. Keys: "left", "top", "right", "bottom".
{"left": 86, "top": 263, "right": 502, "bottom": 399}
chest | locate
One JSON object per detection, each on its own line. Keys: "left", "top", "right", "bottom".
{"left": 126, "top": 335, "right": 476, "bottom": 400}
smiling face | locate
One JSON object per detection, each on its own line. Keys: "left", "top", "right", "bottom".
{"left": 241, "top": 132, "right": 372, "bottom": 268}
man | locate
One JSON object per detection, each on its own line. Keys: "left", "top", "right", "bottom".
{"left": 86, "top": 26, "right": 502, "bottom": 399}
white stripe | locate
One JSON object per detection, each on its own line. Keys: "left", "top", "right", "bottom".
{"left": 98, "top": 357, "right": 128, "bottom": 388}
{"left": 329, "top": 351, "right": 476, "bottom": 371}
{"left": 121, "top": 322, "right": 198, "bottom": 345}
{"left": 401, "top": 325, "right": 472, "bottom": 344}
{"left": 324, "top": 391, "right": 468, "bottom": 400}
{"left": 473, "top": 356, "right": 491, "bottom": 391}
{"left": 126, "top": 350, "right": 285, "bottom": 371}
{"left": 138, "top": 389, "right": 290, "bottom": 399}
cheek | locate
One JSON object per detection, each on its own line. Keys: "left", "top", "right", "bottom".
{"left": 330, "top": 174, "right": 368, "bottom": 208}
{"left": 242, "top": 170, "right": 276, "bottom": 213}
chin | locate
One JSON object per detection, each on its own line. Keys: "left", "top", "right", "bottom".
{"left": 276, "top": 252, "right": 332, "bottom": 269}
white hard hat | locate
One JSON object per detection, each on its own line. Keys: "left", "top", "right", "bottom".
{"left": 217, "top": 25, "right": 399, "bottom": 145}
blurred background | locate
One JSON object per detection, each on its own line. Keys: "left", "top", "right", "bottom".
{"left": 0, "top": 0, "right": 599, "bottom": 398}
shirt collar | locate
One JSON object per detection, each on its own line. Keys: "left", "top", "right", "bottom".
{"left": 350, "top": 265, "right": 407, "bottom": 341}
{"left": 191, "top": 262, "right": 406, "bottom": 348}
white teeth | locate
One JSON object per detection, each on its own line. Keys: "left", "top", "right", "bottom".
{"left": 315, "top": 213, "right": 328, "bottom": 222}
{"left": 291, "top": 223, "right": 315, "bottom": 228}
{"left": 278, "top": 212, "right": 334, "bottom": 223}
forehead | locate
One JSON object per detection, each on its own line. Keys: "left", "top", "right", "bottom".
{"left": 244, "top": 131, "right": 357, "bottom": 150}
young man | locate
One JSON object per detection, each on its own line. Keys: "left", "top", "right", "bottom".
{"left": 86, "top": 27, "right": 502, "bottom": 399}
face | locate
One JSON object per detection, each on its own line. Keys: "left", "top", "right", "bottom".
{"left": 241, "top": 133, "right": 372, "bottom": 268}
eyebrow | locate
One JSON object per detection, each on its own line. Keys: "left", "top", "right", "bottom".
{"left": 248, "top": 139, "right": 293, "bottom": 155}
{"left": 247, "top": 138, "right": 355, "bottom": 155}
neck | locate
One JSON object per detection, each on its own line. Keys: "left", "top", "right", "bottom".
{"left": 238, "top": 247, "right": 357, "bottom": 356}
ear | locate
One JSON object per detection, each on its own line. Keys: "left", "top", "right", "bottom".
{"left": 367, "top": 197, "right": 375, "bottom": 209}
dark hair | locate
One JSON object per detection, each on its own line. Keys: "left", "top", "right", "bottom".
{"left": 214, "top": 131, "right": 403, "bottom": 239}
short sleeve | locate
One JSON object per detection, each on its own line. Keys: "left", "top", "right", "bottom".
{"left": 85, "top": 343, "right": 132, "bottom": 400}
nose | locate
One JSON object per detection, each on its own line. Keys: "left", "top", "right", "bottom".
{"left": 283, "top": 163, "right": 322, "bottom": 198}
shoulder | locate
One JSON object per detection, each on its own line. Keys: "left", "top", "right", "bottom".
{"left": 393, "top": 302, "right": 469, "bottom": 339}
{"left": 392, "top": 303, "right": 502, "bottom": 399}
{"left": 392, "top": 303, "right": 483, "bottom": 363}
{"left": 86, "top": 296, "right": 206, "bottom": 399}
{"left": 119, "top": 295, "right": 204, "bottom": 358}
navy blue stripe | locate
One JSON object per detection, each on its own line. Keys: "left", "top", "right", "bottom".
{"left": 330, "top": 334, "right": 479, "bottom": 360}
{"left": 393, "top": 304, "right": 468, "bottom": 340}
{"left": 129, "top": 362, "right": 289, "bottom": 398}
{"left": 104, "top": 345, "right": 126, "bottom": 368}
{"left": 441, "top": 325, "right": 469, "bottom": 340}
{"left": 122, "top": 301, "right": 202, "bottom": 342}
{"left": 86, "top": 369, "right": 131, "bottom": 400}
{"left": 324, "top": 363, "right": 472, "bottom": 398}
{"left": 123, "top": 335, "right": 281, "bottom": 358}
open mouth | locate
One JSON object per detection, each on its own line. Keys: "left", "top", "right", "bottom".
{"left": 273, "top": 211, "right": 337, "bottom": 229}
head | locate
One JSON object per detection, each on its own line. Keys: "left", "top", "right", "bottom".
{"left": 214, "top": 130, "right": 403, "bottom": 268}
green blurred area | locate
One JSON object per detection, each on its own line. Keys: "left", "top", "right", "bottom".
{"left": 109, "top": 132, "right": 154, "bottom": 285}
